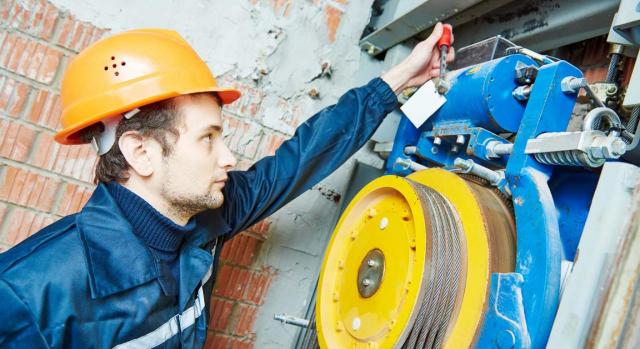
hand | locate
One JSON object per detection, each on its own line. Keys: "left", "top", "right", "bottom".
{"left": 381, "top": 23, "right": 455, "bottom": 93}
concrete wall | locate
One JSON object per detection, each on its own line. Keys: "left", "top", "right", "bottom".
{"left": 0, "top": 1, "right": 388, "bottom": 348}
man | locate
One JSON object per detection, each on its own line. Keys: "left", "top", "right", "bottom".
{"left": 0, "top": 23, "right": 453, "bottom": 348}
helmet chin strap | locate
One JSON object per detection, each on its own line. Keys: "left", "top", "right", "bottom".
{"left": 91, "top": 108, "right": 140, "bottom": 155}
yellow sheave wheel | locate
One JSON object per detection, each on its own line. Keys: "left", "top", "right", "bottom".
{"left": 316, "top": 169, "right": 515, "bottom": 349}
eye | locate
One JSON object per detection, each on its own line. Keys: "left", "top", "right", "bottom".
{"left": 203, "top": 133, "right": 216, "bottom": 143}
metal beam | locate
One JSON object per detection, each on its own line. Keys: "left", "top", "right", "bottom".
{"left": 360, "top": 0, "right": 513, "bottom": 55}
{"left": 426, "top": 0, "right": 620, "bottom": 52}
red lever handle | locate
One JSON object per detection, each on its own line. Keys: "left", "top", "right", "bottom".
{"left": 437, "top": 25, "right": 452, "bottom": 48}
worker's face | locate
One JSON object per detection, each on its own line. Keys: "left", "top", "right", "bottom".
{"left": 155, "top": 94, "right": 237, "bottom": 215}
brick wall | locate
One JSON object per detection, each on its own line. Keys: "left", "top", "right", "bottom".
{"left": 0, "top": 0, "right": 106, "bottom": 252}
{"left": 0, "top": 1, "right": 302, "bottom": 348}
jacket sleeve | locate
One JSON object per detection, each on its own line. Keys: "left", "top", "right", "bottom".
{"left": 221, "top": 77, "right": 397, "bottom": 236}
{"left": 0, "top": 278, "right": 50, "bottom": 348}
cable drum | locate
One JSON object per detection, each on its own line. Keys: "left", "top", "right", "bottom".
{"left": 402, "top": 181, "right": 466, "bottom": 349}
{"left": 316, "top": 170, "right": 515, "bottom": 349}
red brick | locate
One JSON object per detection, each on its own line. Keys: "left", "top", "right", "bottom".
{"left": 220, "top": 233, "right": 262, "bottom": 267}
{"left": 0, "top": 203, "right": 7, "bottom": 221}
{"left": 36, "top": 46, "right": 62, "bottom": 84}
{"left": 261, "top": 133, "right": 285, "bottom": 157}
{"left": 70, "top": 145, "right": 90, "bottom": 179}
{"left": 29, "top": 131, "right": 61, "bottom": 170}
{"left": 0, "top": 121, "right": 36, "bottom": 162}
{"left": 220, "top": 80, "right": 265, "bottom": 118}
{"left": 56, "top": 13, "right": 76, "bottom": 47}
{"left": 9, "top": 0, "right": 32, "bottom": 31}
{"left": 231, "top": 303, "right": 258, "bottom": 337}
{"left": 0, "top": 0, "right": 13, "bottom": 21}
{"left": 15, "top": 38, "right": 38, "bottom": 77}
{"left": 0, "top": 166, "right": 60, "bottom": 212}
{"left": 246, "top": 220, "right": 271, "bottom": 239}
{"left": 4, "top": 80, "right": 31, "bottom": 118}
{"left": 90, "top": 28, "right": 110, "bottom": 44}
{"left": 57, "top": 182, "right": 92, "bottom": 215}
{"left": 0, "top": 31, "right": 18, "bottom": 67}
{"left": 204, "top": 333, "right": 254, "bottom": 349}
{"left": 78, "top": 25, "right": 94, "bottom": 50}
{"left": 214, "top": 264, "right": 252, "bottom": 300}
{"left": 68, "top": 21, "right": 88, "bottom": 51}
{"left": 2, "top": 206, "right": 54, "bottom": 246}
{"left": 6, "top": 35, "right": 27, "bottom": 72}
{"left": 583, "top": 66, "right": 607, "bottom": 84}
{"left": 39, "top": 2, "right": 59, "bottom": 40}
{"left": 324, "top": 5, "right": 343, "bottom": 43}
{"left": 4, "top": 207, "right": 36, "bottom": 246}
{"left": 246, "top": 268, "right": 275, "bottom": 305}
{"left": 27, "top": 89, "right": 61, "bottom": 129}
{"left": 26, "top": 43, "right": 47, "bottom": 80}
{"left": 208, "top": 297, "right": 235, "bottom": 331}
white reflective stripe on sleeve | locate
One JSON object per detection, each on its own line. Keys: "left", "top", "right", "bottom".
{"left": 113, "top": 263, "right": 215, "bottom": 349}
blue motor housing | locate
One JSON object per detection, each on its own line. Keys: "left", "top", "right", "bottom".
{"left": 430, "top": 54, "right": 537, "bottom": 133}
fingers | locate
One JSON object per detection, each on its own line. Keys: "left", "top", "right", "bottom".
{"left": 423, "top": 22, "right": 444, "bottom": 48}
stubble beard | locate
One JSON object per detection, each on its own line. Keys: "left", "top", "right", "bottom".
{"left": 160, "top": 180, "right": 224, "bottom": 221}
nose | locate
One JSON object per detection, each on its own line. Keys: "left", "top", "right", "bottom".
{"left": 219, "top": 140, "right": 237, "bottom": 170}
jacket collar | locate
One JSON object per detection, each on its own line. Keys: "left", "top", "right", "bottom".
{"left": 78, "top": 183, "right": 160, "bottom": 299}
{"left": 77, "top": 183, "right": 231, "bottom": 299}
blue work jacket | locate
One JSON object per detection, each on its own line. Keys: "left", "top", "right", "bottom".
{"left": 0, "top": 78, "right": 396, "bottom": 348}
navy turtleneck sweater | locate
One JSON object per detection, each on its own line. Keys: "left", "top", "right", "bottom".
{"left": 105, "top": 181, "right": 196, "bottom": 297}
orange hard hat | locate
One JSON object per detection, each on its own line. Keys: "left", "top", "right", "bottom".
{"left": 56, "top": 28, "right": 241, "bottom": 145}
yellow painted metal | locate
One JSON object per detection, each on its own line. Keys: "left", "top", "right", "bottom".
{"left": 316, "top": 175, "right": 429, "bottom": 348}
{"left": 316, "top": 169, "right": 514, "bottom": 348}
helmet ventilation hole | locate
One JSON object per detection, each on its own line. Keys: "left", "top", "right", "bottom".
{"left": 121, "top": 61, "right": 126, "bottom": 66}
{"left": 104, "top": 66, "right": 108, "bottom": 71}
{"left": 115, "top": 72, "right": 119, "bottom": 76}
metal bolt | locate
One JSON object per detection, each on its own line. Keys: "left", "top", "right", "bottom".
{"left": 379, "top": 217, "right": 389, "bottom": 230}
{"left": 561, "top": 76, "right": 584, "bottom": 94}
{"left": 362, "top": 279, "right": 371, "bottom": 287}
{"left": 352, "top": 317, "right": 361, "bottom": 330}
{"left": 611, "top": 138, "right": 626, "bottom": 157}
{"left": 367, "top": 259, "right": 377, "bottom": 267}
{"left": 431, "top": 146, "right": 439, "bottom": 154}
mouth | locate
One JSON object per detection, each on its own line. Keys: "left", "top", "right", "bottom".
{"left": 214, "top": 177, "right": 228, "bottom": 187}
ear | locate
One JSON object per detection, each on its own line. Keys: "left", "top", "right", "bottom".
{"left": 118, "top": 131, "right": 154, "bottom": 177}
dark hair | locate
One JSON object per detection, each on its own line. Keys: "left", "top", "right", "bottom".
{"left": 80, "top": 98, "right": 183, "bottom": 184}
{"left": 80, "top": 93, "right": 221, "bottom": 184}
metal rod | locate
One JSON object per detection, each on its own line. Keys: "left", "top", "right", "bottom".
{"left": 453, "top": 158, "right": 503, "bottom": 186}
{"left": 274, "top": 314, "right": 310, "bottom": 328}
{"left": 395, "top": 157, "right": 428, "bottom": 172}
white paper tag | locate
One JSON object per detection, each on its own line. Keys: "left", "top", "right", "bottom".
{"left": 400, "top": 80, "right": 447, "bottom": 128}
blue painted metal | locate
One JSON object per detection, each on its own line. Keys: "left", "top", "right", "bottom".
{"left": 425, "top": 54, "right": 537, "bottom": 134}
{"left": 385, "top": 51, "right": 599, "bottom": 348}
{"left": 548, "top": 170, "right": 599, "bottom": 261}
{"left": 503, "top": 60, "right": 583, "bottom": 349}
{"left": 476, "top": 273, "right": 530, "bottom": 349}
